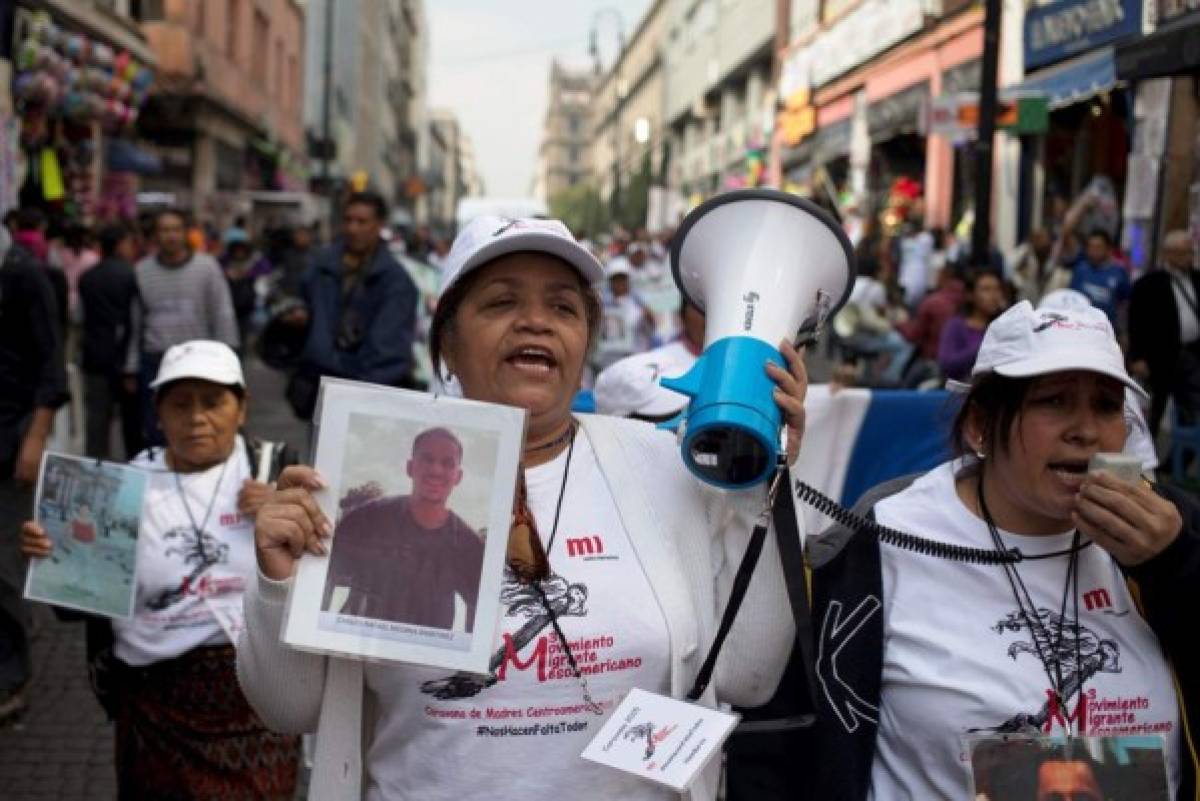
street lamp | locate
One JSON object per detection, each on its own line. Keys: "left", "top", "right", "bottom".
{"left": 590, "top": 8, "right": 626, "bottom": 224}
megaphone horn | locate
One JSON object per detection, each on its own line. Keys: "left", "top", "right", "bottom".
{"left": 661, "top": 189, "right": 856, "bottom": 488}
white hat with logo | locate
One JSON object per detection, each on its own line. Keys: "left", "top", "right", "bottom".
{"left": 150, "top": 340, "right": 245, "bottom": 390}
{"left": 970, "top": 300, "right": 1146, "bottom": 398}
{"left": 605, "top": 255, "right": 632, "bottom": 280}
{"left": 439, "top": 216, "right": 604, "bottom": 296}
{"left": 593, "top": 345, "right": 696, "bottom": 418}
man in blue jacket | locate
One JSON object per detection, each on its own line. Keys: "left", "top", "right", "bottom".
{"left": 288, "top": 192, "right": 418, "bottom": 418}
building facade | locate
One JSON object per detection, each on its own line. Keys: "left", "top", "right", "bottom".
{"left": 138, "top": 0, "right": 306, "bottom": 220}
{"left": 590, "top": 0, "right": 668, "bottom": 213}
{"left": 534, "top": 62, "right": 594, "bottom": 203}
{"left": 426, "top": 109, "right": 481, "bottom": 230}
{"left": 304, "top": 0, "right": 427, "bottom": 212}
{"left": 661, "top": 0, "right": 776, "bottom": 201}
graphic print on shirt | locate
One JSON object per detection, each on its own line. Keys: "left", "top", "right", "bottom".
{"left": 974, "top": 607, "right": 1121, "bottom": 735}
{"left": 144, "top": 524, "right": 230, "bottom": 611}
{"left": 421, "top": 567, "right": 590, "bottom": 700}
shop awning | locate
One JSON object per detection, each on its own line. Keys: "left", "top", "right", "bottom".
{"left": 1015, "top": 47, "right": 1119, "bottom": 111}
{"left": 1115, "top": 15, "right": 1200, "bottom": 81}
{"left": 106, "top": 140, "right": 161, "bottom": 175}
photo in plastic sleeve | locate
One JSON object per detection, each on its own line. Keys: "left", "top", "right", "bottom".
{"left": 283, "top": 378, "right": 525, "bottom": 673}
{"left": 24, "top": 452, "right": 146, "bottom": 618}
{"left": 968, "top": 734, "right": 1170, "bottom": 801}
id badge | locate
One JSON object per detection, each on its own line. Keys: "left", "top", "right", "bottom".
{"left": 967, "top": 733, "right": 1170, "bottom": 800}
{"left": 580, "top": 689, "right": 739, "bottom": 792}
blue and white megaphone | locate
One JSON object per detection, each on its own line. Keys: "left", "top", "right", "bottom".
{"left": 662, "top": 190, "right": 856, "bottom": 488}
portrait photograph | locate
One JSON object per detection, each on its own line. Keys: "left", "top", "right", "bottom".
{"left": 24, "top": 452, "right": 146, "bottom": 619}
{"left": 969, "top": 734, "right": 1169, "bottom": 801}
{"left": 284, "top": 378, "right": 524, "bottom": 673}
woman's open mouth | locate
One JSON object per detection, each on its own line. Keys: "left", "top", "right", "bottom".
{"left": 1048, "top": 459, "right": 1089, "bottom": 489}
{"left": 505, "top": 346, "right": 558, "bottom": 375}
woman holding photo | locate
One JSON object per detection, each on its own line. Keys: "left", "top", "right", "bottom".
{"left": 21, "top": 340, "right": 300, "bottom": 799}
{"left": 240, "top": 216, "right": 807, "bottom": 800}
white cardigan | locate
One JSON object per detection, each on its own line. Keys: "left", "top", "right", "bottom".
{"left": 237, "top": 414, "right": 797, "bottom": 800}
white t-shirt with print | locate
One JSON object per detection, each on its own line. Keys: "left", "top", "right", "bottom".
{"left": 866, "top": 462, "right": 1181, "bottom": 800}
{"left": 111, "top": 437, "right": 257, "bottom": 666}
{"left": 363, "top": 434, "right": 673, "bottom": 801}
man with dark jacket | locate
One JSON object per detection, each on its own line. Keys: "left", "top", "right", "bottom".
{"left": 288, "top": 192, "right": 418, "bottom": 418}
{"left": 78, "top": 223, "right": 142, "bottom": 459}
{"left": 1130, "top": 230, "right": 1200, "bottom": 435}
{"left": 0, "top": 230, "right": 68, "bottom": 725}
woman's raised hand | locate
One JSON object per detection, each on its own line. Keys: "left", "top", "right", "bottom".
{"left": 20, "top": 521, "right": 52, "bottom": 559}
{"left": 767, "top": 339, "right": 809, "bottom": 466}
{"left": 1074, "top": 471, "right": 1182, "bottom": 566}
{"left": 254, "top": 465, "right": 333, "bottom": 581}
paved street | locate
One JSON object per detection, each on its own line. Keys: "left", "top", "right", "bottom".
{"left": 0, "top": 356, "right": 309, "bottom": 800}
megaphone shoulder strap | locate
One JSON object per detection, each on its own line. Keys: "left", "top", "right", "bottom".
{"left": 685, "top": 468, "right": 818, "bottom": 718}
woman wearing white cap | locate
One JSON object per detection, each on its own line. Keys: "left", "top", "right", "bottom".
{"left": 805, "top": 301, "right": 1200, "bottom": 800}
{"left": 21, "top": 340, "right": 301, "bottom": 799}
{"left": 240, "top": 216, "right": 806, "bottom": 800}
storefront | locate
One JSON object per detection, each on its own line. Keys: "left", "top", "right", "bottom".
{"left": 1115, "top": 3, "right": 1200, "bottom": 266}
{"left": 2, "top": 3, "right": 156, "bottom": 220}
{"left": 795, "top": 0, "right": 984, "bottom": 230}
{"left": 1016, "top": 0, "right": 1142, "bottom": 237}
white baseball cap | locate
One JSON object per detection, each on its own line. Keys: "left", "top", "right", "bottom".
{"left": 971, "top": 300, "right": 1146, "bottom": 398}
{"left": 593, "top": 346, "right": 696, "bottom": 418}
{"left": 605, "top": 256, "right": 632, "bottom": 280}
{"left": 150, "top": 340, "right": 245, "bottom": 390}
{"left": 439, "top": 216, "right": 604, "bottom": 296}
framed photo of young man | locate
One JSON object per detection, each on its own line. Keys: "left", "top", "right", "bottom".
{"left": 283, "top": 378, "right": 525, "bottom": 673}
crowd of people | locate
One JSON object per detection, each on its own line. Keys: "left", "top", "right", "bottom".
{"left": 830, "top": 182, "right": 1200, "bottom": 449}
{"left": 0, "top": 182, "right": 1195, "bottom": 801}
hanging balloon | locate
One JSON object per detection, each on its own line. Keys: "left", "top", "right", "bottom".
{"left": 109, "top": 77, "right": 131, "bottom": 102}
{"left": 16, "top": 39, "right": 40, "bottom": 71}
{"left": 13, "top": 73, "right": 37, "bottom": 102}
{"left": 86, "top": 67, "right": 109, "bottom": 92}
{"left": 133, "top": 68, "right": 154, "bottom": 93}
{"left": 28, "top": 13, "right": 56, "bottom": 43}
{"left": 91, "top": 43, "right": 115, "bottom": 70}
{"left": 61, "top": 90, "right": 87, "bottom": 120}
{"left": 63, "top": 34, "right": 87, "bottom": 64}
{"left": 113, "top": 51, "right": 131, "bottom": 76}
{"left": 86, "top": 92, "right": 107, "bottom": 119}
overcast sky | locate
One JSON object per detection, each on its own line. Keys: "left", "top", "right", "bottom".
{"left": 428, "top": 0, "right": 652, "bottom": 197}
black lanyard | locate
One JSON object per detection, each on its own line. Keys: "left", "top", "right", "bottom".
{"left": 173, "top": 457, "right": 230, "bottom": 548}
{"left": 978, "top": 472, "right": 1085, "bottom": 732}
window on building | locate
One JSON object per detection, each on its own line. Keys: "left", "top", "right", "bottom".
{"left": 290, "top": 55, "right": 300, "bottom": 111}
{"left": 569, "top": 146, "right": 579, "bottom": 164}
{"left": 275, "top": 39, "right": 285, "bottom": 99}
{"left": 195, "top": 0, "right": 205, "bottom": 36}
{"left": 252, "top": 11, "right": 269, "bottom": 83}
{"left": 129, "top": 0, "right": 165, "bottom": 21}
{"left": 568, "top": 116, "right": 580, "bottom": 135}
{"left": 226, "top": 0, "right": 239, "bottom": 58}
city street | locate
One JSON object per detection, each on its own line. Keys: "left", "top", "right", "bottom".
{"left": 0, "top": 356, "right": 308, "bottom": 800}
